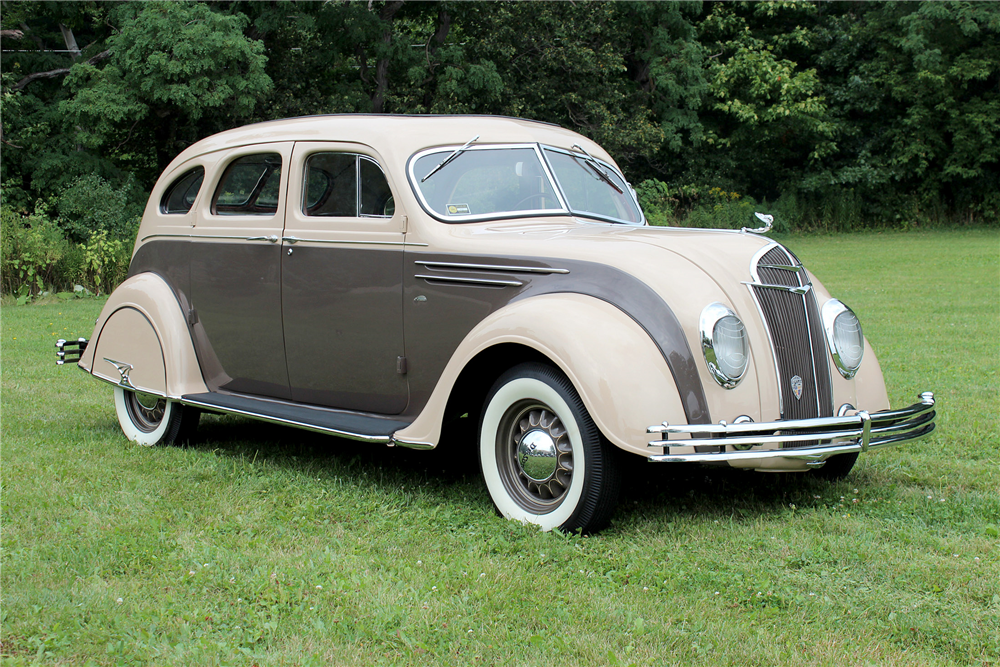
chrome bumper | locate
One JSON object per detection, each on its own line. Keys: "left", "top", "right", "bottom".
{"left": 647, "top": 392, "right": 935, "bottom": 465}
{"left": 56, "top": 337, "right": 89, "bottom": 365}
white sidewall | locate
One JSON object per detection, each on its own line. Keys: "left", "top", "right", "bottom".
{"left": 480, "top": 377, "right": 586, "bottom": 531}
{"left": 114, "top": 387, "right": 173, "bottom": 446}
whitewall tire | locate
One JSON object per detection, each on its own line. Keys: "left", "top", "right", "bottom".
{"left": 113, "top": 387, "right": 198, "bottom": 446}
{"left": 479, "top": 362, "right": 621, "bottom": 533}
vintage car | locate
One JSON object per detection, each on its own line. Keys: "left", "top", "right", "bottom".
{"left": 58, "top": 115, "right": 935, "bottom": 533}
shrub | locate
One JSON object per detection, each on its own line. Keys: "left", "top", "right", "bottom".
{"left": 55, "top": 174, "right": 144, "bottom": 243}
{"left": 1, "top": 206, "right": 69, "bottom": 301}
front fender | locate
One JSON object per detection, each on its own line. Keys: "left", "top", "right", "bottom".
{"left": 80, "top": 273, "right": 207, "bottom": 398}
{"left": 393, "top": 293, "right": 686, "bottom": 456}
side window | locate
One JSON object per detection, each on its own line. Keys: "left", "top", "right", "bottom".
{"left": 213, "top": 153, "right": 282, "bottom": 216}
{"left": 303, "top": 153, "right": 356, "bottom": 216}
{"left": 360, "top": 157, "right": 394, "bottom": 217}
{"left": 160, "top": 167, "right": 204, "bottom": 214}
{"left": 303, "top": 153, "right": 394, "bottom": 218}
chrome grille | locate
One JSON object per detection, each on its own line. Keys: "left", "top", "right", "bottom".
{"left": 751, "top": 245, "right": 833, "bottom": 433}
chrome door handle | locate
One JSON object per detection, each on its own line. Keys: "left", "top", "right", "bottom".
{"left": 247, "top": 234, "right": 279, "bottom": 243}
{"left": 282, "top": 236, "right": 300, "bottom": 244}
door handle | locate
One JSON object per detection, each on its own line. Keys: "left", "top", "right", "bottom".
{"left": 246, "top": 234, "right": 279, "bottom": 243}
{"left": 282, "top": 236, "right": 301, "bottom": 244}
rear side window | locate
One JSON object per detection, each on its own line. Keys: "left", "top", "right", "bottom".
{"left": 303, "top": 153, "right": 394, "bottom": 218}
{"left": 160, "top": 167, "right": 205, "bottom": 214}
{"left": 213, "top": 154, "right": 282, "bottom": 216}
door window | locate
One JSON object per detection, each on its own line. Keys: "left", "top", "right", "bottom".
{"left": 303, "top": 153, "right": 394, "bottom": 218}
{"left": 213, "top": 153, "right": 282, "bottom": 216}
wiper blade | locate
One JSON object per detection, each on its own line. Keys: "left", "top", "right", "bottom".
{"left": 571, "top": 144, "right": 623, "bottom": 194}
{"left": 422, "top": 134, "right": 480, "bottom": 182}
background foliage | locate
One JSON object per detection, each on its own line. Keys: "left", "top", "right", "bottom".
{"left": 1, "top": 1, "right": 998, "bottom": 294}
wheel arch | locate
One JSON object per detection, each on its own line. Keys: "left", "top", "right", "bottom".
{"left": 80, "top": 272, "right": 208, "bottom": 398}
{"left": 393, "top": 293, "right": 687, "bottom": 457}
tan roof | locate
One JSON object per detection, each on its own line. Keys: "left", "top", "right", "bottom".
{"left": 166, "top": 114, "right": 615, "bottom": 174}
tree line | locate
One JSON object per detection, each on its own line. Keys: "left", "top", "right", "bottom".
{"left": 1, "top": 1, "right": 997, "bottom": 286}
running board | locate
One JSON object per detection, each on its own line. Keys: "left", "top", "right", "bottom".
{"left": 180, "top": 392, "right": 411, "bottom": 444}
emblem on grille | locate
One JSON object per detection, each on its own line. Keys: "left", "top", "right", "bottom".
{"left": 790, "top": 375, "right": 803, "bottom": 400}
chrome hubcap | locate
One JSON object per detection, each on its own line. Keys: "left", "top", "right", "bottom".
{"left": 517, "top": 429, "right": 559, "bottom": 481}
{"left": 497, "top": 402, "right": 574, "bottom": 512}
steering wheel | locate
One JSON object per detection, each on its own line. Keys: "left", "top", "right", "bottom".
{"left": 514, "top": 193, "right": 549, "bottom": 209}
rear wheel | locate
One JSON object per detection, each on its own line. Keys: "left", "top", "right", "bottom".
{"left": 479, "top": 362, "right": 621, "bottom": 533}
{"left": 114, "top": 387, "right": 199, "bottom": 446}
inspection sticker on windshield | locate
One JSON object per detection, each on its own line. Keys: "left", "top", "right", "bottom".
{"left": 447, "top": 203, "right": 471, "bottom": 215}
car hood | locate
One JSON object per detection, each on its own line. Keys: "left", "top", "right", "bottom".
{"left": 475, "top": 219, "right": 773, "bottom": 300}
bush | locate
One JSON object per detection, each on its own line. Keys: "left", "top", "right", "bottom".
{"left": 56, "top": 174, "right": 144, "bottom": 243}
{"left": 1, "top": 206, "right": 69, "bottom": 301}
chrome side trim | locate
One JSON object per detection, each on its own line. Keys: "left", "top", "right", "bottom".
{"left": 646, "top": 392, "right": 935, "bottom": 463}
{"left": 140, "top": 233, "right": 427, "bottom": 247}
{"left": 284, "top": 237, "right": 425, "bottom": 247}
{"left": 414, "top": 274, "right": 523, "bottom": 287}
{"left": 178, "top": 396, "right": 393, "bottom": 444}
{"left": 389, "top": 436, "right": 436, "bottom": 450}
{"left": 414, "top": 260, "right": 569, "bottom": 274}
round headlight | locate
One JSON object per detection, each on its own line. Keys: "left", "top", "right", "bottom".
{"left": 822, "top": 299, "right": 864, "bottom": 378}
{"left": 700, "top": 303, "right": 749, "bottom": 388}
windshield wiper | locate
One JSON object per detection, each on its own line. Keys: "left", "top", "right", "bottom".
{"left": 422, "top": 134, "right": 480, "bottom": 182}
{"left": 571, "top": 144, "right": 623, "bottom": 194}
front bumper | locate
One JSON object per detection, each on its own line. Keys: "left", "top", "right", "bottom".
{"left": 647, "top": 392, "right": 935, "bottom": 466}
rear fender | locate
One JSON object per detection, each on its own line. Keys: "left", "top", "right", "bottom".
{"left": 393, "top": 293, "right": 686, "bottom": 456}
{"left": 80, "top": 273, "right": 207, "bottom": 398}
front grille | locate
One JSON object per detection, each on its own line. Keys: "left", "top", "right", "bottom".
{"left": 751, "top": 246, "right": 833, "bottom": 436}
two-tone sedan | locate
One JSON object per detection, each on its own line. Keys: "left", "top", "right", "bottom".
{"left": 58, "top": 115, "right": 936, "bottom": 533}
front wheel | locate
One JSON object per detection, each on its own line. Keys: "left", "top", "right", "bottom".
{"left": 114, "top": 387, "right": 199, "bottom": 446}
{"left": 479, "top": 363, "right": 621, "bottom": 533}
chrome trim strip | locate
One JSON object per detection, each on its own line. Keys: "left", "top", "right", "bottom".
{"left": 389, "top": 436, "right": 436, "bottom": 450}
{"left": 414, "top": 274, "right": 523, "bottom": 287}
{"left": 743, "top": 281, "right": 812, "bottom": 295}
{"left": 646, "top": 392, "right": 935, "bottom": 462}
{"left": 758, "top": 264, "right": 801, "bottom": 272}
{"left": 178, "top": 396, "right": 393, "bottom": 444}
{"left": 414, "top": 260, "right": 569, "bottom": 274}
{"left": 140, "top": 233, "right": 426, "bottom": 247}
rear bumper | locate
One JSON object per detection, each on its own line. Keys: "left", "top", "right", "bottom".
{"left": 646, "top": 392, "right": 935, "bottom": 465}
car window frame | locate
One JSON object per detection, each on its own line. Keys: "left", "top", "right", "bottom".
{"left": 407, "top": 142, "right": 644, "bottom": 225}
{"left": 407, "top": 143, "right": 570, "bottom": 224}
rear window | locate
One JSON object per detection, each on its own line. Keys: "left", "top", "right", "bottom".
{"left": 160, "top": 167, "right": 205, "bottom": 214}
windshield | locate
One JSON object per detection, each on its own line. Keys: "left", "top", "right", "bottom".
{"left": 412, "top": 146, "right": 563, "bottom": 219}
{"left": 542, "top": 147, "right": 642, "bottom": 224}
{"left": 409, "top": 143, "right": 643, "bottom": 225}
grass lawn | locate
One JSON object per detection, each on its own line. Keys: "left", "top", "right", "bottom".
{"left": 2, "top": 229, "right": 997, "bottom": 666}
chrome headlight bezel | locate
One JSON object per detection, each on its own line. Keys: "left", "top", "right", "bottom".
{"left": 700, "top": 302, "right": 750, "bottom": 389}
{"left": 822, "top": 299, "right": 864, "bottom": 379}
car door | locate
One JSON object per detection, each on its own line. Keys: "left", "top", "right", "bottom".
{"left": 280, "top": 142, "right": 408, "bottom": 414}
{"left": 189, "top": 143, "right": 293, "bottom": 399}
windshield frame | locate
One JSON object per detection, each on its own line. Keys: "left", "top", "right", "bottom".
{"left": 407, "top": 142, "right": 645, "bottom": 226}
{"left": 540, "top": 145, "right": 644, "bottom": 226}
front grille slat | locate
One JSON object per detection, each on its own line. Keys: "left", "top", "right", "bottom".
{"left": 751, "top": 245, "right": 833, "bottom": 447}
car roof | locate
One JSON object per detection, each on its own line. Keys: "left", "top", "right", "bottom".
{"left": 165, "top": 114, "right": 613, "bottom": 174}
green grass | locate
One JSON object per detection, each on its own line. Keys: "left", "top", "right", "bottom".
{"left": 2, "top": 229, "right": 998, "bottom": 666}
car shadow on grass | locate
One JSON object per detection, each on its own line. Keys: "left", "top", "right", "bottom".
{"left": 190, "top": 413, "right": 873, "bottom": 532}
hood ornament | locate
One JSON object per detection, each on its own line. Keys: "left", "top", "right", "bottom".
{"left": 790, "top": 375, "right": 804, "bottom": 400}
{"left": 742, "top": 212, "right": 774, "bottom": 235}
